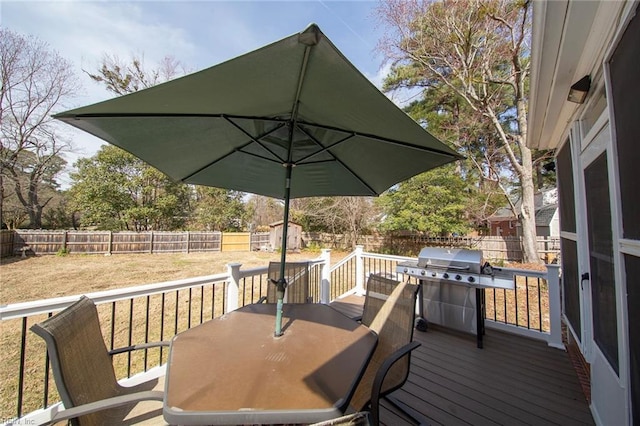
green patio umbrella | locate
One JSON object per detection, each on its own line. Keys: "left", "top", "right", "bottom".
{"left": 55, "top": 24, "right": 461, "bottom": 336}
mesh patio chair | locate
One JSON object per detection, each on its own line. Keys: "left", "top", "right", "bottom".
{"left": 350, "top": 278, "right": 428, "bottom": 426}
{"left": 258, "top": 261, "right": 312, "bottom": 304}
{"left": 359, "top": 274, "right": 402, "bottom": 326}
{"left": 30, "top": 296, "right": 169, "bottom": 426}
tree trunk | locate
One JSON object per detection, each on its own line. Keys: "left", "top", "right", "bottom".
{"left": 28, "top": 175, "right": 43, "bottom": 228}
{"left": 0, "top": 174, "right": 4, "bottom": 229}
{"left": 519, "top": 146, "right": 540, "bottom": 263}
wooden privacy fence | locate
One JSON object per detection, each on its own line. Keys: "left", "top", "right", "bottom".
{"left": 220, "top": 232, "right": 250, "bottom": 252}
{"left": 302, "top": 232, "right": 560, "bottom": 262}
{"left": 0, "top": 230, "right": 273, "bottom": 257}
{"left": 1, "top": 230, "right": 560, "bottom": 262}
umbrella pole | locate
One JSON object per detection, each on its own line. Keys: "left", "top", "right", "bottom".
{"left": 274, "top": 163, "right": 293, "bottom": 337}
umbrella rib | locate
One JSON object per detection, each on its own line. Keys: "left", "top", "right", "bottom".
{"left": 54, "top": 113, "right": 456, "bottom": 159}
{"left": 58, "top": 112, "right": 289, "bottom": 122}
{"left": 223, "top": 116, "right": 289, "bottom": 163}
{"left": 236, "top": 150, "right": 285, "bottom": 165}
{"left": 180, "top": 138, "right": 257, "bottom": 181}
{"left": 181, "top": 144, "right": 284, "bottom": 182}
{"left": 180, "top": 118, "right": 290, "bottom": 181}
{"left": 294, "top": 126, "right": 355, "bottom": 164}
{"left": 335, "top": 158, "right": 377, "bottom": 195}
{"left": 59, "top": 112, "right": 459, "bottom": 159}
{"left": 307, "top": 155, "right": 377, "bottom": 195}
{"left": 297, "top": 121, "right": 462, "bottom": 160}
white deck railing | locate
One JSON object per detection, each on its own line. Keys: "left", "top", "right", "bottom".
{"left": 1, "top": 247, "right": 562, "bottom": 425}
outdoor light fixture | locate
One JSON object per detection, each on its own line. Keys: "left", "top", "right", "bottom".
{"left": 567, "top": 75, "right": 591, "bottom": 104}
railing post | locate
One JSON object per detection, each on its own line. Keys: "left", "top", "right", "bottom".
{"left": 355, "top": 245, "right": 365, "bottom": 295}
{"left": 226, "top": 263, "right": 241, "bottom": 313}
{"left": 320, "top": 249, "right": 331, "bottom": 304}
{"left": 546, "top": 264, "right": 564, "bottom": 349}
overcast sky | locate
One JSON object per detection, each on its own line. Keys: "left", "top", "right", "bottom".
{"left": 3, "top": 0, "right": 407, "bottom": 186}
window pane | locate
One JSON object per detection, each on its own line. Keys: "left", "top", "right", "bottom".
{"left": 556, "top": 140, "right": 576, "bottom": 233}
{"left": 610, "top": 12, "right": 640, "bottom": 240}
{"left": 561, "top": 238, "right": 581, "bottom": 338}
{"left": 585, "top": 153, "right": 618, "bottom": 374}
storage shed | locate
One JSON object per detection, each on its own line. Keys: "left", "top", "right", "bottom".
{"left": 269, "top": 221, "right": 302, "bottom": 252}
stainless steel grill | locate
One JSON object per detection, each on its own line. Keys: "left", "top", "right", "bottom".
{"left": 397, "top": 247, "right": 515, "bottom": 348}
{"left": 398, "top": 247, "right": 515, "bottom": 289}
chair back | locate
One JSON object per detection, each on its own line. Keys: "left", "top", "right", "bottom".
{"left": 31, "top": 296, "right": 121, "bottom": 426}
{"left": 350, "top": 279, "right": 419, "bottom": 410}
{"left": 360, "top": 274, "right": 401, "bottom": 327}
{"left": 267, "top": 261, "right": 311, "bottom": 303}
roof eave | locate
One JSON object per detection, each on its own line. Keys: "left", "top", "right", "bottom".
{"left": 527, "top": 0, "right": 623, "bottom": 150}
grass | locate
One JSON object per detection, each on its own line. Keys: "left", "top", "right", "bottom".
{"left": 0, "top": 250, "right": 350, "bottom": 305}
{"left": 0, "top": 249, "right": 349, "bottom": 419}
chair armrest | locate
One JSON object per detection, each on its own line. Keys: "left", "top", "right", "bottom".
{"left": 109, "top": 341, "right": 170, "bottom": 356}
{"left": 370, "top": 341, "right": 421, "bottom": 425}
{"left": 45, "top": 390, "right": 164, "bottom": 425}
{"left": 257, "top": 296, "right": 267, "bottom": 304}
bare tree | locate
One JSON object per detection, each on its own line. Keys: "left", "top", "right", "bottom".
{"left": 247, "top": 195, "right": 284, "bottom": 230}
{"left": 377, "top": 0, "right": 543, "bottom": 263}
{"left": 86, "top": 53, "right": 188, "bottom": 95}
{"left": 293, "top": 197, "right": 378, "bottom": 249}
{"left": 1, "top": 28, "right": 80, "bottom": 228}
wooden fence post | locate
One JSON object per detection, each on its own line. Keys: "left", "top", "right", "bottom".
{"left": 149, "top": 231, "right": 154, "bottom": 254}
{"left": 185, "top": 231, "right": 190, "bottom": 253}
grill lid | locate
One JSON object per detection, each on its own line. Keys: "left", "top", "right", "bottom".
{"left": 417, "top": 247, "right": 482, "bottom": 273}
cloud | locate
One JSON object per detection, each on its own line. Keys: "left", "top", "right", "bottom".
{"left": 366, "top": 61, "right": 392, "bottom": 90}
{"left": 4, "top": 1, "right": 205, "bottom": 167}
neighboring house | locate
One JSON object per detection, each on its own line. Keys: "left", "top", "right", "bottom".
{"left": 487, "top": 189, "right": 559, "bottom": 238}
{"left": 535, "top": 204, "right": 559, "bottom": 238}
{"left": 487, "top": 207, "right": 517, "bottom": 237}
{"left": 529, "top": 1, "right": 639, "bottom": 424}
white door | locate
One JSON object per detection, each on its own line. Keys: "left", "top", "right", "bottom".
{"left": 579, "top": 117, "right": 626, "bottom": 425}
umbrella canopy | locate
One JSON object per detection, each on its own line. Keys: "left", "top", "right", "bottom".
{"left": 56, "top": 24, "right": 461, "bottom": 335}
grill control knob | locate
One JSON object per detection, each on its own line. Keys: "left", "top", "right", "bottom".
{"left": 420, "top": 270, "right": 426, "bottom": 276}
{"left": 468, "top": 276, "right": 475, "bottom": 283}
{"left": 431, "top": 272, "right": 437, "bottom": 278}
{"left": 403, "top": 268, "right": 408, "bottom": 273}
{"left": 443, "top": 273, "right": 449, "bottom": 279}
{"left": 455, "top": 274, "right": 462, "bottom": 281}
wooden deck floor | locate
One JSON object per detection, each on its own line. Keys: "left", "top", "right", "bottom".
{"left": 330, "top": 295, "right": 594, "bottom": 426}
